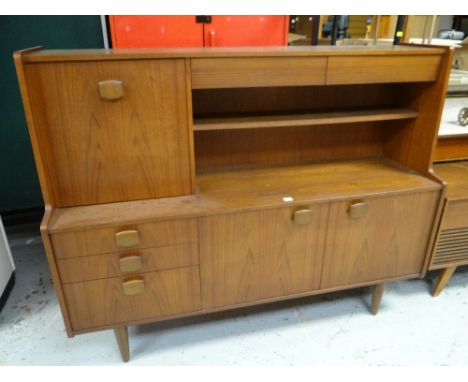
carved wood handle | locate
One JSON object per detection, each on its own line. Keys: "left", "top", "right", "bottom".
{"left": 98, "top": 80, "right": 124, "bottom": 100}
{"left": 348, "top": 201, "right": 368, "bottom": 219}
{"left": 119, "top": 254, "right": 143, "bottom": 273}
{"left": 115, "top": 230, "right": 139, "bottom": 248}
{"left": 122, "top": 277, "right": 145, "bottom": 296}
{"left": 293, "top": 208, "right": 313, "bottom": 225}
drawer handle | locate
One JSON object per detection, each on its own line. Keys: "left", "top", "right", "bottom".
{"left": 98, "top": 80, "right": 124, "bottom": 100}
{"left": 115, "top": 230, "right": 139, "bottom": 248}
{"left": 293, "top": 208, "right": 313, "bottom": 225}
{"left": 119, "top": 254, "right": 143, "bottom": 273}
{"left": 122, "top": 277, "right": 145, "bottom": 296}
{"left": 348, "top": 201, "right": 368, "bottom": 219}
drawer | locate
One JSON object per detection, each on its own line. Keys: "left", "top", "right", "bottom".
{"left": 57, "top": 243, "right": 199, "bottom": 283}
{"left": 64, "top": 266, "right": 201, "bottom": 331}
{"left": 191, "top": 57, "right": 327, "bottom": 89}
{"left": 326, "top": 55, "right": 442, "bottom": 85}
{"left": 51, "top": 218, "right": 198, "bottom": 259}
{"left": 440, "top": 199, "right": 468, "bottom": 230}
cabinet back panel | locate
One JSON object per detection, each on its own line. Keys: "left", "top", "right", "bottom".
{"left": 24, "top": 59, "right": 193, "bottom": 207}
{"left": 192, "top": 83, "right": 410, "bottom": 117}
{"left": 195, "top": 122, "right": 386, "bottom": 169}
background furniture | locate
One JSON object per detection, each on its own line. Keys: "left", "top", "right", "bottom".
{"left": 109, "top": 16, "right": 289, "bottom": 48}
{"left": 15, "top": 45, "right": 452, "bottom": 361}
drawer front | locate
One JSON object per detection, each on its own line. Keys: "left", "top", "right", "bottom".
{"left": 51, "top": 218, "right": 198, "bottom": 259}
{"left": 440, "top": 199, "right": 468, "bottom": 230}
{"left": 326, "top": 55, "right": 442, "bottom": 85}
{"left": 64, "top": 266, "right": 201, "bottom": 331}
{"left": 57, "top": 243, "right": 199, "bottom": 283}
{"left": 191, "top": 57, "right": 327, "bottom": 89}
{"left": 321, "top": 191, "right": 439, "bottom": 288}
{"left": 200, "top": 204, "right": 328, "bottom": 309}
{"left": 24, "top": 59, "right": 193, "bottom": 206}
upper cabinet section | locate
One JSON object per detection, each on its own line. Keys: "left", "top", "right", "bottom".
{"left": 19, "top": 58, "right": 194, "bottom": 207}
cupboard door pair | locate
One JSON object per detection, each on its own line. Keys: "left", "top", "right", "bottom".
{"left": 200, "top": 192, "right": 439, "bottom": 309}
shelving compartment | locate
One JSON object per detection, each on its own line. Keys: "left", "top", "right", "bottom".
{"left": 192, "top": 83, "right": 422, "bottom": 171}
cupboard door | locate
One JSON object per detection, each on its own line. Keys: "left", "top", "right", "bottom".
{"left": 200, "top": 205, "right": 328, "bottom": 309}
{"left": 321, "top": 192, "right": 439, "bottom": 289}
{"left": 25, "top": 59, "right": 193, "bottom": 207}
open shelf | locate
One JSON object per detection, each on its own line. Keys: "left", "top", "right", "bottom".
{"left": 193, "top": 108, "right": 418, "bottom": 131}
{"left": 49, "top": 156, "right": 439, "bottom": 233}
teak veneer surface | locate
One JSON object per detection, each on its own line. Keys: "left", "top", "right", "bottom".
{"left": 22, "top": 46, "right": 446, "bottom": 62}
{"left": 434, "top": 161, "right": 468, "bottom": 200}
{"left": 193, "top": 108, "right": 418, "bottom": 131}
{"left": 48, "top": 156, "right": 440, "bottom": 233}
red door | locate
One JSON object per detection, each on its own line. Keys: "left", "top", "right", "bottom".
{"left": 109, "top": 16, "right": 289, "bottom": 48}
{"left": 203, "top": 16, "right": 289, "bottom": 47}
{"left": 109, "top": 16, "right": 204, "bottom": 48}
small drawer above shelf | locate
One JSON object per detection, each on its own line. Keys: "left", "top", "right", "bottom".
{"left": 193, "top": 108, "right": 418, "bottom": 131}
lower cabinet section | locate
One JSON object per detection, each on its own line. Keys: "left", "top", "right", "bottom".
{"left": 199, "top": 204, "right": 329, "bottom": 309}
{"left": 63, "top": 266, "right": 201, "bottom": 331}
{"left": 321, "top": 191, "right": 439, "bottom": 288}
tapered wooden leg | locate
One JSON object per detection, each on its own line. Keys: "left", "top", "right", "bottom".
{"left": 370, "top": 283, "right": 385, "bottom": 315}
{"left": 113, "top": 326, "right": 130, "bottom": 362}
{"left": 432, "top": 266, "right": 457, "bottom": 297}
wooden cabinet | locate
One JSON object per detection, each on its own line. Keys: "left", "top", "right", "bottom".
{"left": 321, "top": 192, "right": 439, "bottom": 288}
{"left": 200, "top": 205, "right": 328, "bottom": 308}
{"left": 14, "top": 45, "right": 452, "bottom": 361}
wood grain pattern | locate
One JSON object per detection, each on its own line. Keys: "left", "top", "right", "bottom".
{"left": 191, "top": 57, "right": 326, "bottom": 89}
{"left": 47, "top": 157, "right": 440, "bottom": 233}
{"left": 57, "top": 243, "right": 199, "bottom": 283}
{"left": 22, "top": 45, "right": 446, "bottom": 63}
{"left": 14, "top": 47, "right": 56, "bottom": 206}
{"left": 199, "top": 205, "right": 328, "bottom": 308}
{"left": 321, "top": 191, "right": 439, "bottom": 288}
{"left": 24, "top": 59, "right": 193, "bottom": 206}
{"left": 434, "top": 136, "right": 468, "bottom": 161}
{"left": 326, "top": 55, "right": 442, "bottom": 84}
{"left": 439, "top": 200, "right": 468, "bottom": 230}
{"left": 193, "top": 108, "right": 417, "bottom": 131}
{"left": 195, "top": 123, "right": 387, "bottom": 169}
{"left": 64, "top": 266, "right": 201, "bottom": 331}
{"left": 51, "top": 218, "right": 198, "bottom": 258}
{"left": 434, "top": 161, "right": 468, "bottom": 200}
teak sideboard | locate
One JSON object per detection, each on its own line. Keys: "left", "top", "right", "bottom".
{"left": 14, "top": 45, "right": 452, "bottom": 361}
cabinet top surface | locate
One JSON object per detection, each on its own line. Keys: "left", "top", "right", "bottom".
{"left": 47, "top": 156, "right": 440, "bottom": 233}
{"left": 434, "top": 161, "right": 468, "bottom": 201}
{"left": 21, "top": 45, "right": 446, "bottom": 62}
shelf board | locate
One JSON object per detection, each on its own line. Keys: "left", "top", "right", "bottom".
{"left": 193, "top": 108, "right": 418, "bottom": 131}
{"left": 49, "top": 156, "right": 440, "bottom": 233}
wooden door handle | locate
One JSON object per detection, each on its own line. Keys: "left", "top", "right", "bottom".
{"left": 293, "top": 208, "right": 313, "bottom": 225}
{"left": 98, "top": 80, "right": 124, "bottom": 100}
{"left": 122, "top": 277, "right": 145, "bottom": 296}
{"left": 348, "top": 201, "right": 368, "bottom": 219}
{"left": 115, "top": 230, "right": 139, "bottom": 248}
{"left": 119, "top": 254, "right": 143, "bottom": 273}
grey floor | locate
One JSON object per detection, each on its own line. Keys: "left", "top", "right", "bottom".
{"left": 1, "top": 222, "right": 468, "bottom": 366}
